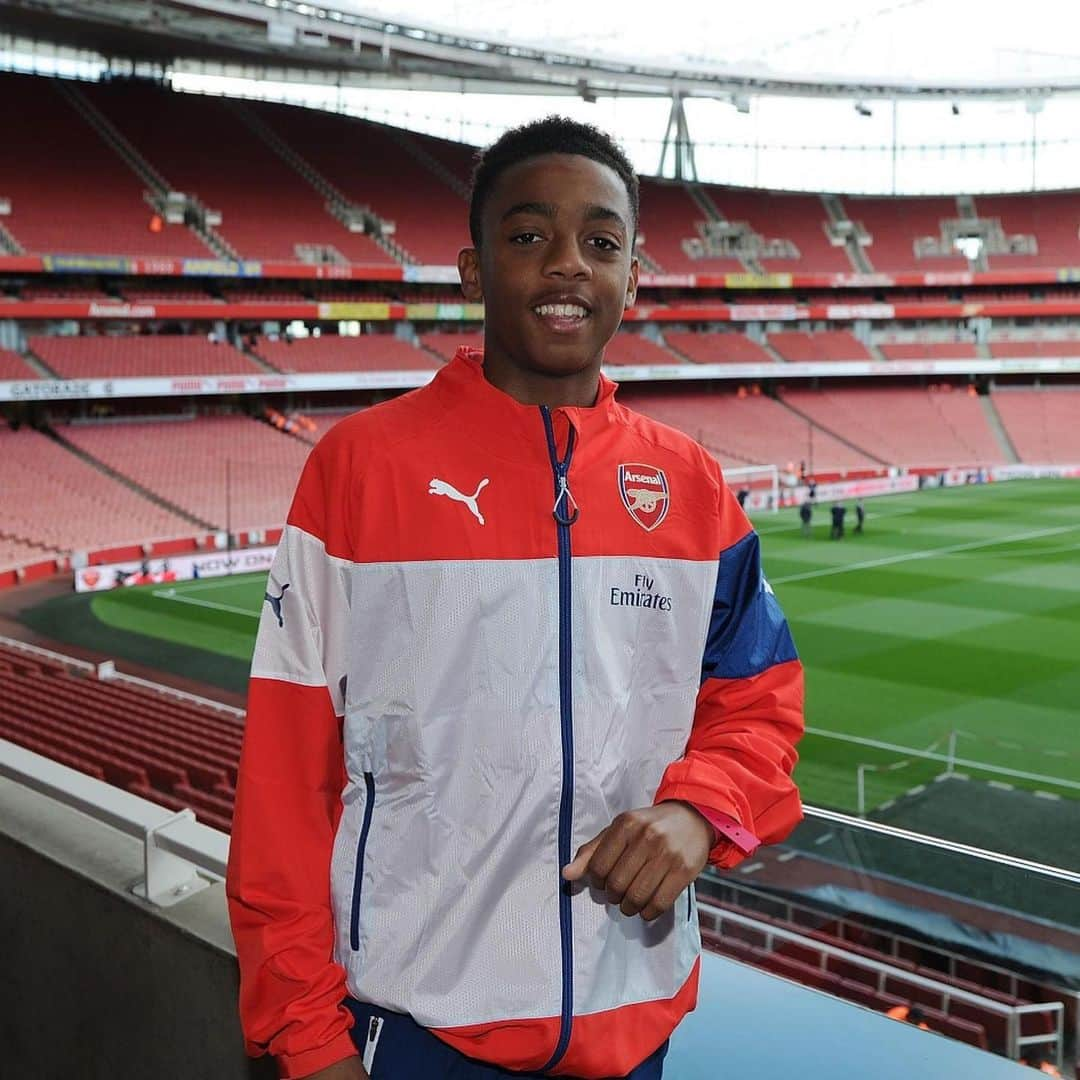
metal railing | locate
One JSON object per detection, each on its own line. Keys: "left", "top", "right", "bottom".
{"left": 698, "top": 901, "right": 1065, "bottom": 1068}
{"left": 0, "top": 739, "right": 226, "bottom": 908}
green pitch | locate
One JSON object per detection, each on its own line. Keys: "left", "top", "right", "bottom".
{"left": 87, "top": 478, "right": 1080, "bottom": 814}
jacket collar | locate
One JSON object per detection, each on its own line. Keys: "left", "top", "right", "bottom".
{"left": 430, "top": 346, "right": 620, "bottom": 462}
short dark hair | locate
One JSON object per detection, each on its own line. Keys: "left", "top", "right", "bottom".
{"left": 468, "top": 115, "right": 639, "bottom": 248}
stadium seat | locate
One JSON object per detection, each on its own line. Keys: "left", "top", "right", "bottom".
{"left": 255, "top": 334, "right": 440, "bottom": 374}
{"left": 80, "top": 82, "right": 397, "bottom": 266}
{"left": 0, "top": 73, "right": 213, "bottom": 258}
{"left": 30, "top": 334, "right": 260, "bottom": 378}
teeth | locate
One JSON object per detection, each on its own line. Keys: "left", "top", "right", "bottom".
{"left": 535, "top": 303, "right": 588, "bottom": 318}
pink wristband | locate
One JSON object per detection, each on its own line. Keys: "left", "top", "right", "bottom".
{"left": 687, "top": 804, "right": 761, "bottom": 856}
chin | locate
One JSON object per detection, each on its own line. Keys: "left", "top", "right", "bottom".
{"left": 529, "top": 352, "right": 598, "bottom": 378}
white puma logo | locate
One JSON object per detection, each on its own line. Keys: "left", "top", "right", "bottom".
{"left": 428, "top": 477, "right": 490, "bottom": 525}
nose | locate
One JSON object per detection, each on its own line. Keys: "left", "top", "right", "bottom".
{"left": 542, "top": 231, "right": 590, "bottom": 279}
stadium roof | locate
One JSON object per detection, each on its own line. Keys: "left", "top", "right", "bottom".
{"left": 4, "top": 0, "right": 1080, "bottom": 102}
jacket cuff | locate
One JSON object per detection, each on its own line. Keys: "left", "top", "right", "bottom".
{"left": 657, "top": 785, "right": 759, "bottom": 868}
{"left": 278, "top": 1031, "right": 359, "bottom": 1079}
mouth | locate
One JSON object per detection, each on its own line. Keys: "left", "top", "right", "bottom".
{"left": 532, "top": 300, "right": 592, "bottom": 334}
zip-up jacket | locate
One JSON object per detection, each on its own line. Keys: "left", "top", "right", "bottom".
{"left": 227, "top": 348, "right": 805, "bottom": 1078}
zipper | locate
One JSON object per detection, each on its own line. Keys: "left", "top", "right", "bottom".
{"left": 350, "top": 771, "right": 376, "bottom": 951}
{"left": 539, "top": 406, "right": 578, "bottom": 1072}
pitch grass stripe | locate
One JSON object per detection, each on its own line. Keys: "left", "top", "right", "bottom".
{"left": 152, "top": 587, "right": 259, "bottom": 618}
{"left": 772, "top": 523, "right": 1080, "bottom": 585}
{"left": 804, "top": 726, "right": 1080, "bottom": 792}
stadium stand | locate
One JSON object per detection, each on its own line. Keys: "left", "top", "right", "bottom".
{"left": 29, "top": 334, "right": 260, "bottom": 378}
{"left": 637, "top": 178, "right": 745, "bottom": 273}
{"left": 80, "top": 81, "right": 396, "bottom": 265}
{"left": 706, "top": 189, "right": 854, "bottom": 272}
{"left": 0, "top": 535, "right": 58, "bottom": 569}
{"left": 19, "top": 284, "right": 115, "bottom": 301}
{"left": 781, "top": 387, "right": 1004, "bottom": 467}
{"left": 0, "top": 347, "right": 38, "bottom": 379}
{"left": 618, "top": 387, "right": 876, "bottom": 471}
{"left": 0, "top": 641, "right": 241, "bottom": 833}
{"left": 248, "top": 101, "right": 470, "bottom": 265}
{"left": 992, "top": 388, "right": 1080, "bottom": 463}
{"left": 988, "top": 336, "right": 1080, "bottom": 358}
{"left": 878, "top": 341, "right": 980, "bottom": 360}
{"left": 420, "top": 330, "right": 484, "bottom": 361}
{"left": 0, "top": 74, "right": 212, "bottom": 258}
{"left": 601, "top": 332, "right": 682, "bottom": 366}
{"left": 217, "top": 287, "right": 309, "bottom": 304}
{"left": 254, "top": 334, "right": 440, "bottom": 373}
{"left": 844, "top": 196, "right": 969, "bottom": 272}
{"left": 976, "top": 192, "right": 1080, "bottom": 270}
{"left": 767, "top": 330, "right": 873, "bottom": 363}
{"left": 58, "top": 415, "right": 311, "bottom": 530}
{"left": 663, "top": 331, "right": 777, "bottom": 364}
{"left": 119, "top": 281, "right": 214, "bottom": 302}
{"left": 1, "top": 425, "right": 195, "bottom": 552}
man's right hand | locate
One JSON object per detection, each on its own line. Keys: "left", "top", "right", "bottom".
{"left": 301, "top": 1056, "right": 368, "bottom": 1080}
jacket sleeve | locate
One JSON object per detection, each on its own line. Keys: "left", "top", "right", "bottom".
{"left": 226, "top": 446, "right": 358, "bottom": 1078}
{"left": 654, "top": 484, "right": 805, "bottom": 869}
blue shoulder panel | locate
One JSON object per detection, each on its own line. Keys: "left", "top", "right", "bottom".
{"left": 701, "top": 530, "right": 798, "bottom": 683}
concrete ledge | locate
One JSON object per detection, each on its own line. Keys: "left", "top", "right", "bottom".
{"left": 0, "top": 775, "right": 275, "bottom": 1080}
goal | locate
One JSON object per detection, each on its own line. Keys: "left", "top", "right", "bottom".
{"left": 724, "top": 464, "right": 780, "bottom": 513}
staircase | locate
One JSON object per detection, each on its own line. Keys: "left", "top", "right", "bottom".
{"left": 238, "top": 343, "right": 282, "bottom": 374}
{"left": 228, "top": 99, "right": 412, "bottom": 265}
{"left": 823, "top": 194, "right": 873, "bottom": 273}
{"left": 388, "top": 128, "right": 469, "bottom": 201}
{"left": 635, "top": 244, "right": 663, "bottom": 274}
{"left": 57, "top": 81, "right": 236, "bottom": 261}
{"left": 776, "top": 397, "right": 889, "bottom": 465}
{"left": 686, "top": 183, "right": 723, "bottom": 223}
{"left": 19, "top": 348, "right": 60, "bottom": 379}
{"left": 44, "top": 427, "right": 217, "bottom": 530}
{"left": 760, "top": 339, "right": 788, "bottom": 365}
{"left": 685, "top": 183, "right": 763, "bottom": 274}
{"left": 979, "top": 392, "right": 1021, "bottom": 463}
{"left": 0, "top": 219, "right": 24, "bottom": 255}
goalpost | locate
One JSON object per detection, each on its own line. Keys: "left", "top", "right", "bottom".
{"left": 724, "top": 464, "right": 780, "bottom": 513}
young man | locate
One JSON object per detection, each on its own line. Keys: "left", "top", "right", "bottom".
{"left": 227, "top": 117, "right": 804, "bottom": 1080}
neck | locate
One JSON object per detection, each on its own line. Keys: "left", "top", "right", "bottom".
{"left": 480, "top": 353, "right": 600, "bottom": 409}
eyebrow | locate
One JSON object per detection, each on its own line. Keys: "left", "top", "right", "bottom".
{"left": 501, "top": 201, "right": 628, "bottom": 232}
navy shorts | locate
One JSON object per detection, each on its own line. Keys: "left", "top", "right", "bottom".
{"left": 345, "top": 999, "right": 667, "bottom": 1080}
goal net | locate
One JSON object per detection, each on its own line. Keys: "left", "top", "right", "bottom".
{"left": 724, "top": 464, "right": 780, "bottom": 513}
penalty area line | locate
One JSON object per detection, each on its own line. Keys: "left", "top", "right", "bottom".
{"left": 152, "top": 588, "right": 260, "bottom": 618}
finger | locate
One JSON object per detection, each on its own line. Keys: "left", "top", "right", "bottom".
{"left": 562, "top": 832, "right": 604, "bottom": 881}
{"left": 601, "top": 843, "right": 653, "bottom": 908}
{"left": 640, "top": 868, "right": 692, "bottom": 922}
{"left": 585, "top": 820, "right": 635, "bottom": 887}
{"left": 617, "top": 856, "right": 669, "bottom": 918}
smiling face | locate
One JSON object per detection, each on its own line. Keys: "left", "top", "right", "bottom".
{"left": 458, "top": 152, "right": 639, "bottom": 407}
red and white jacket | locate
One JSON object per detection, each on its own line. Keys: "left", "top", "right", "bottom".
{"left": 227, "top": 348, "right": 804, "bottom": 1078}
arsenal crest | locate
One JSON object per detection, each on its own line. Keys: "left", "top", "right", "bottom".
{"left": 618, "top": 463, "right": 670, "bottom": 531}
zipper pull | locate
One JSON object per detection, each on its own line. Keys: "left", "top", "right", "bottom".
{"left": 553, "top": 465, "right": 580, "bottom": 526}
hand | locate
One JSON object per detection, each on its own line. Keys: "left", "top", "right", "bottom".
{"left": 300, "top": 1056, "right": 368, "bottom": 1080}
{"left": 562, "top": 802, "right": 713, "bottom": 921}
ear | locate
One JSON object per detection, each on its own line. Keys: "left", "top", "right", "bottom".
{"left": 458, "top": 247, "right": 483, "bottom": 303}
{"left": 624, "top": 255, "right": 639, "bottom": 310}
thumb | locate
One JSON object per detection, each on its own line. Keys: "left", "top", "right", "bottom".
{"left": 562, "top": 833, "right": 603, "bottom": 881}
